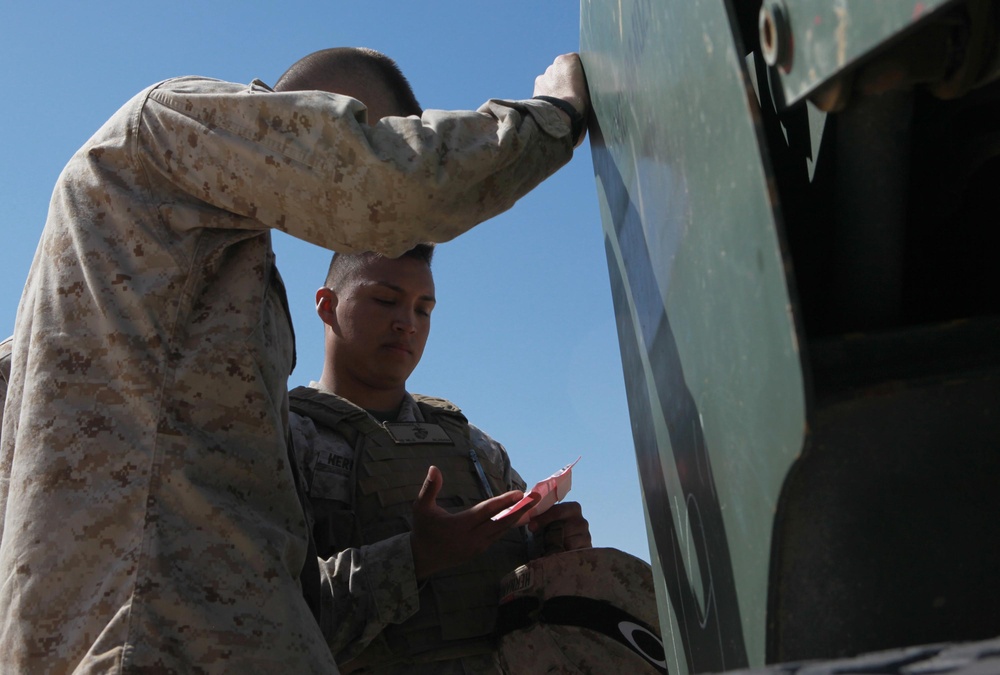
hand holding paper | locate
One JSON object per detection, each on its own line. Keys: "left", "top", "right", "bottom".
{"left": 492, "top": 457, "right": 580, "bottom": 526}
{"left": 411, "top": 465, "right": 529, "bottom": 580}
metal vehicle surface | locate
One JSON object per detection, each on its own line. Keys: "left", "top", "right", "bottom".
{"left": 582, "top": 1, "right": 1000, "bottom": 672}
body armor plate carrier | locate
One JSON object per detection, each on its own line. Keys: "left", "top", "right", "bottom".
{"left": 289, "top": 386, "right": 530, "bottom": 670}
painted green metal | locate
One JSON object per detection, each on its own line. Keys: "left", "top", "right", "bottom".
{"left": 762, "top": 0, "right": 955, "bottom": 107}
{"left": 581, "top": 1, "right": 806, "bottom": 672}
{"left": 582, "top": 0, "right": 1000, "bottom": 671}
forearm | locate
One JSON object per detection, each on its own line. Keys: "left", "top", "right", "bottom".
{"left": 138, "top": 78, "right": 575, "bottom": 257}
{"left": 315, "top": 533, "right": 421, "bottom": 662}
{"left": 373, "top": 98, "right": 576, "bottom": 252}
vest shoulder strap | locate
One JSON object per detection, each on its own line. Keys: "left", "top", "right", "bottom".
{"left": 410, "top": 393, "right": 463, "bottom": 416}
{"left": 411, "top": 394, "right": 470, "bottom": 440}
{"left": 288, "top": 385, "right": 382, "bottom": 442}
{"left": 411, "top": 394, "right": 511, "bottom": 498}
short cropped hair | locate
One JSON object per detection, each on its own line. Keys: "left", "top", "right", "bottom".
{"left": 325, "top": 244, "right": 435, "bottom": 291}
{"left": 275, "top": 47, "right": 422, "bottom": 116}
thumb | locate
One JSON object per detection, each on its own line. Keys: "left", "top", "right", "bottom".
{"left": 415, "top": 465, "right": 442, "bottom": 512}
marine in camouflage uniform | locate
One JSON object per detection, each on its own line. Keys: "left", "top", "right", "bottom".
{"left": 290, "top": 386, "right": 530, "bottom": 674}
{"left": 287, "top": 245, "right": 592, "bottom": 674}
{"left": 0, "top": 49, "right": 586, "bottom": 673}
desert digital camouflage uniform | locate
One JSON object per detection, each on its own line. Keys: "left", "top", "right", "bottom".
{"left": 496, "top": 548, "right": 665, "bottom": 673}
{"left": 289, "top": 384, "right": 532, "bottom": 674}
{"left": 0, "top": 75, "right": 574, "bottom": 674}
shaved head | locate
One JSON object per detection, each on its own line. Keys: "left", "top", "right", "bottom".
{"left": 325, "top": 244, "right": 435, "bottom": 292}
{"left": 274, "top": 47, "right": 421, "bottom": 120}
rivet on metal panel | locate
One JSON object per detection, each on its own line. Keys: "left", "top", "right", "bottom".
{"left": 759, "top": 0, "right": 793, "bottom": 73}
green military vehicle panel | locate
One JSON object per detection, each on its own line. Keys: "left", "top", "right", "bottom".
{"left": 581, "top": 0, "right": 806, "bottom": 672}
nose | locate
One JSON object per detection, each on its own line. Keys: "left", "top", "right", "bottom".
{"left": 392, "top": 309, "right": 417, "bottom": 334}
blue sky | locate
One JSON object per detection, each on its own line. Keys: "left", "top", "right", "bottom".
{"left": 0, "top": 1, "right": 649, "bottom": 561}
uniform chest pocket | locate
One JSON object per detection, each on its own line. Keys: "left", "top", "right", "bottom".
{"left": 309, "top": 446, "right": 355, "bottom": 503}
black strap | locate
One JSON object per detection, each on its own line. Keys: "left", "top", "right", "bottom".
{"left": 497, "top": 595, "right": 668, "bottom": 673}
{"left": 532, "top": 95, "right": 585, "bottom": 144}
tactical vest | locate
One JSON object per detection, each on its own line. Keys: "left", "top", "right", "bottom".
{"left": 288, "top": 386, "right": 530, "bottom": 670}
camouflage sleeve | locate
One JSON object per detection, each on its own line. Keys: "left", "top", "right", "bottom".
{"left": 315, "top": 533, "right": 421, "bottom": 663}
{"left": 137, "top": 78, "right": 575, "bottom": 258}
{"left": 468, "top": 423, "right": 526, "bottom": 492}
{"left": 291, "top": 411, "right": 421, "bottom": 661}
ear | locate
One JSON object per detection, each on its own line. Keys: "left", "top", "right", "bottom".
{"left": 316, "top": 287, "right": 338, "bottom": 328}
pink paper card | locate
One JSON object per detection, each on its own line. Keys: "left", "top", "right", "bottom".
{"left": 492, "top": 457, "right": 580, "bottom": 526}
